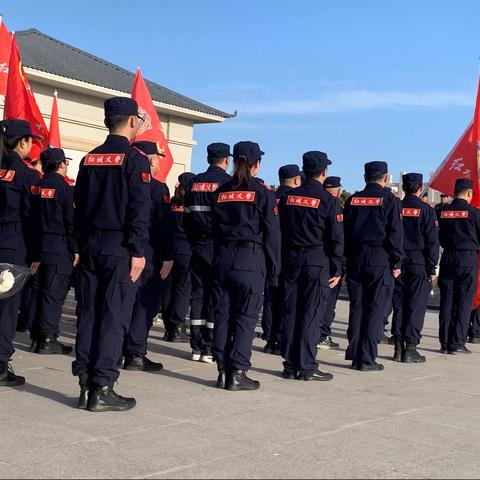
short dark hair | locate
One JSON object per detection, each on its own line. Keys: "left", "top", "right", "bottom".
{"left": 365, "top": 172, "right": 386, "bottom": 183}
{"left": 4, "top": 136, "right": 30, "bottom": 150}
{"left": 454, "top": 185, "right": 472, "bottom": 196}
{"left": 43, "top": 161, "right": 64, "bottom": 173}
{"left": 305, "top": 169, "right": 326, "bottom": 179}
{"left": 207, "top": 155, "right": 226, "bottom": 166}
{"left": 104, "top": 114, "right": 131, "bottom": 131}
{"left": 403, "top": 184, "right": 422, "bottom": 195}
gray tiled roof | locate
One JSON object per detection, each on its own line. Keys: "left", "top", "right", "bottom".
{"left": 16, "top": 28, "right": 232, "bottom": 119}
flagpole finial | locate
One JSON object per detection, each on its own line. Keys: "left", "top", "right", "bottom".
{"left": 54, "top": 90, "right": 58, "bottom": 96}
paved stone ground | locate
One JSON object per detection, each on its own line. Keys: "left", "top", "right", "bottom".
{"left": 1, "top": 295, "right": 480, "bottom": 479}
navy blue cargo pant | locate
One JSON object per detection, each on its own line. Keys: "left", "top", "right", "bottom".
{"left": 346, "top": 247, "right": 393, "bottom": 365}
{"left": 72, "top": 234, "right": 138, "bottom": 387}
{"left": 261, "top": 279, "right": 283, "bottom": 345}
{"left": 212, "top": 243, "right": 265, "bottom": 370}
{"left": 439, "top": 250, "right": 478, "bottom": 349}
{"left": 0, "top": 224, "right": 28, "bottom": 364}
{"left": 282, "top": 247, "right": 330, "bottom": 376}
{"left": 319, "top": 279, "right": 342, "bottom": 343}
{"left": 17, "top": 274, "right": 40, "bottom": 336}
{"left": 190, "top": 239, "right": 214, "bottom": 354}
{"left": 392, "top": 264, "right": 430, "bottom": 345}
{"left": 124, "top": 260, "right": 166, "bottom": 358}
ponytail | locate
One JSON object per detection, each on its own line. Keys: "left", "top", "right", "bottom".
{"left": 232, "top": 156, "right": 253, "bottom": 189}
{"left": 173, "top": 183, "right": 187, "bottom": 206}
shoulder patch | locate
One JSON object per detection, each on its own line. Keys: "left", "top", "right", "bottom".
{"left": 163, "top": 195, "right": 171, "bottom": 204}
{"left": 40, "top": 188, "right": 56, "bottom": 199}
{"left": 402, "top": 208, "right": 421, "bottom": 217}
{"left": 192, "top": 182, "right": 220, "bottom": 192}
{"left": 171, "top": 204, "right": 185, "bottom": 213}
{"left": 30, "top": 185, "right": 40, "bottom": 195}
{"left": 286, "top": 195, "right": 320, "bottom": 209}
{"left": 218, "top": 191, "right": 256, "bottom": 203}
{"left": 0, "top": 169, "right": 15, "bottom": 182}
{"left": 84, "top": 153, "right": 125, "bottom": 166}
{"left": 336, "top": 213, "right": 343, "bottom": 222}
{"left": 441, "top": 210, "right": 469, "bottom": 219}
{"left": 141, "top": 172, "right": 151, "bottom": 183}
{"left": 351, "top": 197, "right": 383, "bottom": 207}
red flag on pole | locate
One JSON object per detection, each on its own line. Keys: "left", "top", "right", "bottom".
{"left": 0, "top": 17, "right": 11, "bottom": 97}
{"left": 429, "top": 77, "right": 480, "bottom": 207}
{"left": 49, "top": 90, "right": 61, "bottom": 147}
{"left": 4, "top": 34, "right": 49, "bottom": 160}
{"left": 131, "top": 68, "right": 174, "bottom": 182}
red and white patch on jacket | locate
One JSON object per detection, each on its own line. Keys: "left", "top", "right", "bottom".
{"left": 0, "top": 169, "right": 15, "bottom": 182}
{"left": 171, "top": 205, "right": 185, "bottom": 213}
{"left": 84, "top": 153, "right": 125, "bottom": 166}
{"left": 192, "top": 182, "right": 220, "bottom": 192}
{"left": 441, "top": 210, "right": 469, "bottom": 219}
{"left": 30, "top": 185, "right": 40, "bottom": 195}
{"left": 40, "top": 188, "right": 56, "bottom": 199}
{"left": 218, "top": 191, "right": 256, "bottom": 202}
{"left": 141, "top": 172, "right": 151, "bottom": 183}
{"left": 286, "top": 195, "right": 320, "bottom": 208}
{"left": 336, "top": 213, "right": 343, "bottom": 222}
{"left": 350, "top": 197, "right": 383, "bottom": 207}
{"left": 402, "top": 208, "right": 421, "bottom": 217}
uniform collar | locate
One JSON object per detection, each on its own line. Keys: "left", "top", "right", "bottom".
{"left": 304, "top": 178, "right": 324, "bottom": 188}
{"left": 44, "top": 171, "right": 64, "bottom": 180}
{"left": 3, "top": 149, "right": 22, "bottom": 168}
{"left": 365, "top": 183, "right": 385, "bottom": 192}
{"left": 207, "top": 164, "right": 227, "bottom": 174}
{"left": 105, "top": 134, "right": 131, "bottom": 147}
{"left": 452, "top": 197, "right": 469, "bottom": 206}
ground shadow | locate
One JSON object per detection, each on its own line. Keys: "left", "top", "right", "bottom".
{"left": 22, "top": 383, "right": 77, "bottom": 408}
{"left": 153, "top": 368, "right": 216, "bottom": 388}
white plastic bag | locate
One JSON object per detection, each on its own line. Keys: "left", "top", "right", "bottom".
{"left": 0, "top": 263, "right": 31, "bottom": 299}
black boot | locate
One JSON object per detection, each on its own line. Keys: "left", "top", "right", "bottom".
{"left": 216, "top": 362, "right": 226, "bottom": 389}
{"left": 35, "top": 333, "right": 72, "bottom": 355}
{"left": 87, "top": 385, "right": 136, "bottom": 412}
{"left": 165, "top": 325, "right": 187, "bottom": 343}
{"left": 77, "top": 374, "right": 89, "bottom": 409}
{"left": 123, "top": 355, "right": 163, "bottom": 372}
{"left": 0, "top": 363, "right": 25, "bottom": 387}
{"left": 393, "top": 339, "right": 403, "bottom": 362}
{"left": 402, "top": 343, "right": 426, "bottom": 363}
{"left": 225, "top": 370, "right": 260, "bottom": 391}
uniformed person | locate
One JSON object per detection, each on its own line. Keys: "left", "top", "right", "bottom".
{"left": 435, "top": 193, "right": 450, "bottom": 220}
{"left": 185, "top": 143, "right": 231, "bottom": 362}
{"left": 32, "top": 148, "right": 77, "bottom": 355}
{"left": 0, "top": 119, "right": 42, "bottom": 387}
{"left": 163, "top": 172, "right": 195, "bottom": 343}
{"left": 279, "top": 153, "right": 342, "bottom": 381}
{"left": 317, "top": 175, "right": 344, "bottom": 350}
{"left": 72, "top": 97, "right": 150, "bottom": 412}
{"left": 122, "top": 141, "right": 174, "bottom": 371}
{"left": 391, "top": 173, "right": 439, "bottom": 362}
{"left": 437, "top": 178, "right": 480, "bottom": 354}
{"left": 211, "top": 141, "right": 281, "bottom": 391}
{"left": 343, "top": 161, "right": 403, "bottom": 371}
{"left": 262, "top": 164, "right": 301, "bottom": 355}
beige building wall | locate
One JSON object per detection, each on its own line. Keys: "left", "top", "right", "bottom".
{"left": 0, "top": 76, "right": 198, "bottom": 192}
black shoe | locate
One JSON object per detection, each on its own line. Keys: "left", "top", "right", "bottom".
{"left": 468, "top": 337, "right": 480, "bottom": 344}
{"left": 225, "top": 370, "right": 260, "bottom": 391}
{"left": 216, "top": 362, "right": 226, "bottom": 389}
{"left": 77, "top": 374, "right": 89, "bottom": 409}
{"left": 35, "top": 334, "right": 72, "bottom": 355}
{"left": 402, "top": 343, "right": 426, "bottom": 363}
{"left": 447, "top": 346, "right": 471, "bottom": 355}
{"left": 393, "top": 339, "right": 403, "bottom": 362}
{"left": 165, "top": 325, "right": 187, "bottom": 343}
{"left": 282, "top": 368, "right": 297, "bottom": 380}
{"left": 440, "top": 344, "right": 448, "bottom": 353}
{"left": 297, "top": 369, "right": 334, "bottom": 381}
{"left": 87, "top": 386, "right": 136, "bottom": 412}
{"left": 124, "top": 355, "right": 163, "bottom": 372}
{"left": 0, "top": 363, "right": 25, "bottom": 387}
{"left": 353, "top": 362, "right": 384, "bottom": 372}
{"left": 263, "top": 342, "right": 275, "bottom": 354}
{"left": 317, "top": 336, "right": 340, "bottom": 350}
{"left": 272, "top": 342, "right": 282, "bottom": 356}
{"left": 16, "top": 321, "right": 29, "bottom": 333}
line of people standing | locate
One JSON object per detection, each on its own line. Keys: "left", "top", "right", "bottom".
{"left": 1, "top": 96, "right": 479, "bottom": 413}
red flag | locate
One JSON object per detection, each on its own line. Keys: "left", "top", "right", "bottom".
{"left": 4, "top": 35, "right": 49, "bottom": 159}
{"left": 0, "top": 17, "right": 11, "bottom": 97}
{"left": 49, "top": 91, "right": 61, "bottom": 147}
{"left": 131, "top": 68, "right": 174, "bottom": 182}
{"left": 429, "top": 77, "right": 480, "bottom": 207}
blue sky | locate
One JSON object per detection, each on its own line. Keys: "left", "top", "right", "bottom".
{"left": 2, "top": 0, "right": 479, "bottom": 191}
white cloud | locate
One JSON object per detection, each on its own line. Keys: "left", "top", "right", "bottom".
{"left": 213, "top": 89, "right": 473, "bottom": 115}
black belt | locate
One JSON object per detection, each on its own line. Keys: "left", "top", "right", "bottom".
{"left": 223, "top": 240, "right": 258, "bottom": 249}
{"left": 290, "top": 245, "right": 324, "bottom": 251}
